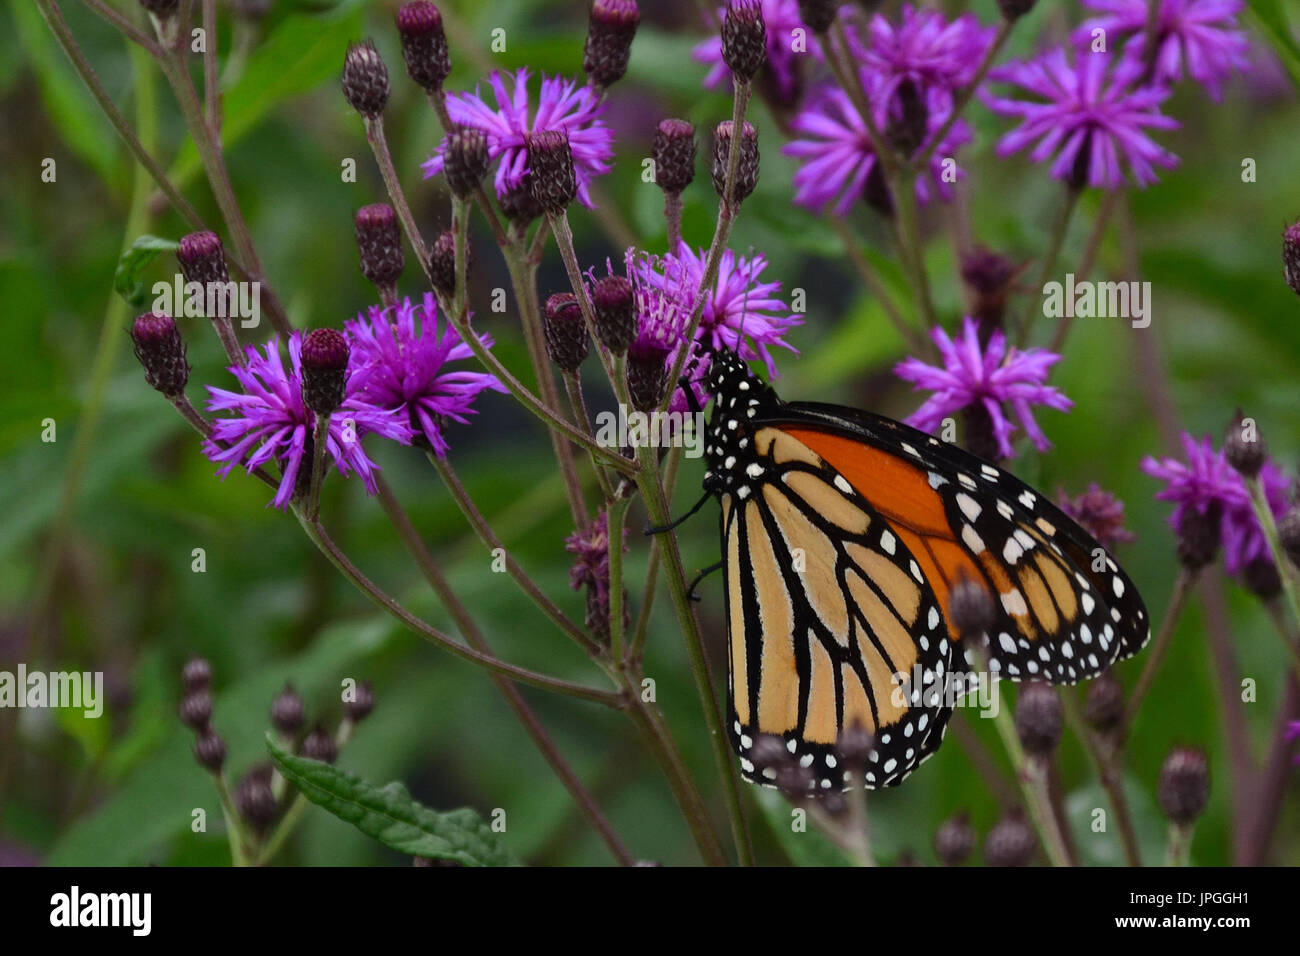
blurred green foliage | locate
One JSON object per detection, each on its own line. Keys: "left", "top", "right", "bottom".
{"left": 2, "top": 0, "right": 1298, "bottom": 866}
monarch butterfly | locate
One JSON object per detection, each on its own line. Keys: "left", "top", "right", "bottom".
{"left": 695, "top": 347, "right": 1150, "bottom": 792}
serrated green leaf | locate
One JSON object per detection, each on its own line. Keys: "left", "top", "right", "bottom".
{"left": 113, "top": 235, "right": 178, "bottom": 308}
{"left": 266, "top": 735, "right": 519, "bottom": 866}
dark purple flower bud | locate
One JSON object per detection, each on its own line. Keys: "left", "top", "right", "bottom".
{"left": 179, "top": 691, "right": 213, "bottom": 729}
{"left": 961, "top": 247, "right": 1020, "bottom": 330}
{"left": 1177, "top": 501, "right": 1222, "bottom": 570}
{"left": 270, "top": 683, "right": 305, "bottom": 735}
{"left": 1223, "top": 410, "right": 1265, "bottom": 477}
{"left": 499, "top": 173, "right": 543, "bottom": 224}
{"left": 997, "top": 0, "right": 1038, "bottom": 20}
{"left": 1084, "top": 672, "right": 1125, "bottom": 734}
{"left": 182, "top": 657, "right": 212, "bottom": 693}
{"left": 721, "top": 0, "right": 766, "bottom": 82}
{"left": 428, "top": 230, "right": 458, "bottom": 300}
{"left": 591, "top": 275, "right": 635, "bottom": 353}
{"left": 796, "top": 0, "right": 838, "bottom": 32}
{"left": 583, "top": 0, "right": 640, "bottom": 90}
{"left": 947, "top": 576, "right": 995, "bottom": 642}
{"left": 775, "top": 760, "right": 815, "bottom": 797}
{"left": 443, "top": 126, "right": 490, "bottom": 199}
{"left": 711, "top": 120, "right": 759, "bottom": 204}
{"left": 177, "top": 231, "right": 231, "bottom": 287}
{"left": 1057, "top": 483, "right": 1136, "bottom": 551}
{"left": 862, "top": 161, "right": 894, "bottom": 217}
{"left": 235, "top": 770, "right": 278, "bottom": 831}
{"left": 1284, "top": 222, "right": 1300, "bottom": 297}
{"left": 300, "top": 724, "right": 339, "bottom": 764}
{"left": 886, "top": 80, "right": 928, "bottom": 158}
{"left": 835, "top": 721, "right": 874, "bottom": 772}
{"left": 1158, "top": 747, "right": 1210, "bottom": 825}
{"left": 527, "top": 130, "right": 578, "bottom": 215}
{"left": 1242, "top": 556, "right": 1281, "bottom": 600}
{"left": 1278, "top": 505, "right": 1300, "bottom": 568}
{"left": 228, "top": 0, "right": 270, "bottom": 21}
{"left": 344, "top": 680, "right": 375, "bottom": 723}
{"left": 934, "top": 812, "right": 975, "bottom": 866}
{"left": 354, "top": 203, "right": 405, "bottom": 294}
{"left": 984, "top": 810, "right": 1036, "bottom": 866}
{"left": 1015, "top": 682, "right": 1063, "bottom": 757}
{"left": 544, "top": 292, "right": 590, "bottom": 374}
{"left": 342, "top": 40, "right": 389, "bottom": 118}
{"left": 396, "top": 2, "right": 451, "bottom": 94}
{"left": 193, "top": 729, "right": 226, "bottom": 773}
{"left": 652, "top": 118, "right": 696, "bottom": 195}
{"left": 300, "top": 329, "right": 350, "bottom": 416}
{"left": 626, "top": 340, "right": 671, "bottom": 412}
{"left": 138, "top": 0, "right": 178, "bottom": 16}
{"left": 131, "top": 312, "right": 190, "bottom": 397}
{"left": 749, "top": 733, "right": 791, "bottom": 774}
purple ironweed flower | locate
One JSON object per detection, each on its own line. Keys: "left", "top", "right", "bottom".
{"left": 894, "top": 317, "right": 1073, "bottom": 460}
{"left": 660, "top": 241, "right": 800, "bottom": 378}
{"left": 1140, "top": 432, "right": 1251, "bottom": 538}
{"left": 784, "top": 79, "right": 972, "bottom": 215}
{"left": 1220, "top": 459, "right": 1290, "bottom": 576}
{"left": 625, "top": 250, "right": 708, "bottom": 414}
{"left": 204, "top": 334, "right": 413, "bottom": 510}
{"left": 1057, "top": 482, "right": 1137, "bottom": 550}
{"left": 984, "top": 48, "right": 1179, "bottom": 189}
{"left": 1074, "top": 0, "right": 1249, "bottom": 101}
{"left": 695, "top": 0, "right": 815, "bottom": 105}
{"left": 422, "top": 68, "right": 613, "bottom": 208}
{"left": 344, "top": 293, "right": 506, "bottom": 458}
{"left": 566, "top": 509, "right": 629, "bottom": 638}
{"left": 848, "top": 5, "right": 996, "bottom": 113}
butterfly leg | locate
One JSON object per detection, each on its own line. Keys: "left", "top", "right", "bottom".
{"left": 687, "top": 561, "right": 723, "bottom": 601}
{"left": 644, "top": 488, "right": 712, "bottom": 535}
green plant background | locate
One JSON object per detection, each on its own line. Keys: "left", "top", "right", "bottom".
{"left": 2, "top": 0, "right": 1298, "bottom": 866}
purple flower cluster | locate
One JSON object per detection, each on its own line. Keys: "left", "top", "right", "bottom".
{"left": 204, "top": 297, "right": 502, "bottom": 508}
{"left": 626, "top": 242, "right": 801, "bottom": 410}
{"left": 694, "top": 0, "right": 814, "bottom": 105}
{"left": 783, "top": 5, "right": 987, "bottom": 213}
{"left": 422, "top": 68, "right": 614, "bottom": 208}
{"left": 984, "top": 49, "right": 1180, "bottom": 190}
{"left": 894, "top": 317, "right": 1073, "bottom": 461}
{"left": 345, "top": 294, "right": 507, "bottom": 458}
{"left": 1141, "top": 433, "right": 1292, "bottom": 576}
{"left": 204, "top": 334, "right": 412, "bottom": 510}
{"left": 1074, "top": 0, "right": 1250, "bottom": 101}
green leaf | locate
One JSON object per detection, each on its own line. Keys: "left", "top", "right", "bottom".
{"left": 1246, "top": 1, "right": 1300, "bottom": 89}
{"left": 114, "top": 234, "right": 178, "bottom": 308}
{"left": 11, "top": 0, "right": 123, "bottom": 188}
{"left": 168, "top": 6, "right": 364, "bottom": 187}
{"left": 266, "top": 735, "right": 520, "bottom": 867}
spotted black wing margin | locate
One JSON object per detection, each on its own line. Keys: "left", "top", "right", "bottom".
{"left": 771, "top": 400, "right": 1151, "bottom": 680}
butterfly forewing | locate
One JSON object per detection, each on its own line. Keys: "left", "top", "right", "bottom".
{"left": 702, "top": 349, "right": 1149, "bottom": 792}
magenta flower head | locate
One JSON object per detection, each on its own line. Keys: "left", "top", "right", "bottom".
{"left": 849, "top": 4, "right": 996, "bottom": 112}
{"left": 694, "top": 0, "right": 814, "bottom": 106}
{"left": 204, "top": 334, "right": 413, "bottom": 510}
{"left": 625, "top": 249, "right": 705, "bottom": 413}
{"left": 894, "top": 316, "right": 1073, "bottom": 460}
{"left": 1140, "top": 433, "right": 1251, "bottom": 551}
{"left": 984, "top": 48, "right": 1180, "bottom": 190}
{"left": 785, "top": 79, "right": 971, "bottom": 215}
{"left": 1074, "top": 0, "right": 1249, "bottom": 101}
{"left": 422, "top": 68, "right": 613, "bottom": 208}
{"left": 344, "top": 293, "right": 506, "bottom": 458}
{"left": 1220, "top": 459, "right": 1290, "bottom": 576}
{"left": 1057, "top": 482, "right": 1136, "bottom": 551}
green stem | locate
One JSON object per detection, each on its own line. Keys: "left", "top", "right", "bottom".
{"left": 214, "top": 774, "right": 251, "bottom": 867}
{"left": 306, "top": 412, "right": 330, "bottom": 520}
{"left": 292, "top": 509, "right": 620, "bottom": 706}
{"left": 634, "top": 446, "right": 753, "bottom": 866}
{"left": 1123, "top": 567, "right": 1198, "bottom": 738}
{"left": 607, "top": 497, "right": 630, "bottom": 662}
{"left": 1062, "top": 691, "right": 1142, "bottom": 866}
{"left": 1245, "top": 474, "right": 1300, "bottom": 681}
{"left": 1017, "top": 185, "right": 1081, "bottom": 346}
